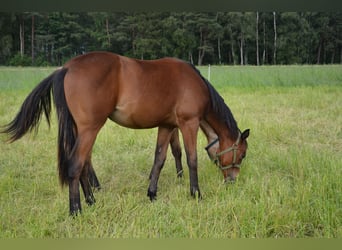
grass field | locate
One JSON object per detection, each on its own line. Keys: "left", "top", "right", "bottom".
{"left": 0, "top": 65, "right": 341, "bottom": 238}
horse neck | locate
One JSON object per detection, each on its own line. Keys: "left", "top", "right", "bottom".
{"left": 204, "top": 112, "right": 239, "bottom": 148}
{"left": 199, "top": 120, "right": 218, "bottom": 144}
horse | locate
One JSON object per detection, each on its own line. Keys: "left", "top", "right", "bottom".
{"left": 1, "top": 51, "right": 250, "bottom": 215}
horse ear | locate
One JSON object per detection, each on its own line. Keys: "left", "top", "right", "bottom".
{"left": 241, "top": 129, "right": 250, "bottom": 140}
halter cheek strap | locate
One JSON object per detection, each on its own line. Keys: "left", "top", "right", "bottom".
{"left": 205, "top": 138, "right": 219, "bottom": 151}
{"left": 215, "top": 132, "right": 241, "bottom": 170}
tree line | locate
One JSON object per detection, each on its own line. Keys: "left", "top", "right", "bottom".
{"left": 0, "top": 12, "right": 341, "bottom": 66}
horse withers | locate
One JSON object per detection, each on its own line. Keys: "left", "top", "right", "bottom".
{"left": 1, "top": 52, "right": 249, "bottom": 215}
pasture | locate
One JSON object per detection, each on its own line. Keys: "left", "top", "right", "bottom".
{"left": 0, "top": 65, "right": 341, "bottom": 238}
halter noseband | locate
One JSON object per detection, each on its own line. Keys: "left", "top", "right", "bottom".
{"left": 215, "top": 132, "right": 241, "bottom": 171}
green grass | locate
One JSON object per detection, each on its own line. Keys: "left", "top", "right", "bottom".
{"left": 0, "top": 65, "right": 341, "bottom": 238}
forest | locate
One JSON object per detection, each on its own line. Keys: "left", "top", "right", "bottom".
{"left": 0, "top": 12, "right": 341, "bottom": 66}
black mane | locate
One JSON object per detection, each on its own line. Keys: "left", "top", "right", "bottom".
{"left": 189, "top": 63, "right": 239, "bottom": 139}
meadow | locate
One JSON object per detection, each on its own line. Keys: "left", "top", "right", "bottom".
{"left": 0, "top": 65, "right": 341, "bottom": 238}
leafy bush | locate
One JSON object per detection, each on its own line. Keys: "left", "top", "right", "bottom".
{"left": 32, "top": 55, "right": 52, "bottom": 67}
{"left": 8, "top": 53, "right": 32, "bottom": 66}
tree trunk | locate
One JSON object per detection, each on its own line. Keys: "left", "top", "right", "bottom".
{"left": 188, "top": 52, "right": 193, "bottom": 64}
{"left": 216, "top": 12, "right": 221, "bottom": 65}
{"left": 106, "top": 17, "right": 111, "bottom": 48}
{"left": 19, "top": 15, "right": 24, "bottom": 57}
{"left": 245, "top": 49, "right": 248, "bottom": 65}
{"left": 198, "top": 49, "right": 205, "bottom": 66}
{"left": 239, "top": 32, "right": 244, "bottom": 65}
{"left": 273, "top": 12, "right": 277, "bottom": 65}
{"left": 131, "top": 27, "right": 136, "bottom": 56}
{"left": 317, "top": 38, "right": 323, "bottom": 64}
{"left": 262, "top": 18, "right": 266, "bottom": 65}
{"left": 331, "top": 49, "right": 335, "bottom": 64}
{"left": 31, "top": 14, "right": 35, "bottom": 64}
{"left": 217, "top": 37, "right": 221, "bottom": 64}
{"left": 231, "top": 42, "right": 236, "bottom": 65}
{"left": 256, "top": 12, "right": 259, "bottom": 66}
{"left": 198, "top": 27, "right": 204, "bottom": 65}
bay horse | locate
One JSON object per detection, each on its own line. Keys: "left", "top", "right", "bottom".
{"left": 1, "top": 52, "right": 249, "bottom": 215}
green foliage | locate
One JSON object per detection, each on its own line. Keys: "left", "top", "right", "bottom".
{"left": 0, "top": 12, "right": 341, "bottom": 66}
{"left": 8, "top": 53, "right": 32, "bottom": 66}
{"left": 0, "top": 66, "right": 341, "bottom": 238}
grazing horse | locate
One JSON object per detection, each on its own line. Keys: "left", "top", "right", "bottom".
{"left": 1, "top": 52, "right": 249, "bottom": 215}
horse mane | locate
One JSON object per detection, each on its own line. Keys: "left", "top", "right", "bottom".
{"left": 188, "top": 63, "right": 239, "bottom": 139}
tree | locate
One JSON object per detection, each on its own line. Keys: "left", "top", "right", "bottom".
{"left": 18, "top": 13, "right": 25, "bottom": 58}
{"left": 256, "top": 12, "right": 260, "bottom": 65}
{"left": 1, "top": 12, "right": 341, "bottom": 66}
{"left": 0, "top": 13, "right": 14, "bottom": 64}
{"left": 196, "top": 13, "right": 217, "bottom": 65}
{"left": 273, "top": 12, "right": 277, "bottom": 65}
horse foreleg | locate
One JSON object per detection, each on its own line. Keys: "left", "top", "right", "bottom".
{"left": 179, "top": 119, "right": 201, "bottom": 199}
{"left": 170, "top": 129, "right": 183, "bottom": 178}
{"left": 147, "top": 126, "right": 174, "bottom": 201}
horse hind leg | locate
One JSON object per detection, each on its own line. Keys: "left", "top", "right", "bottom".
{"left": 68, "top": 128, "right": 101, "bottom": 215}
{"left": 79, "top": 160, "right": 97, "bottom": 207}
{"left": 86, "top": 156, "right": 101, "bottom": 190}
{"left": 170, "top": 129, "right": 183, "bottom": 178}
{"left": 79, "top": 156, "right": 101, "bottom": 207}
{"left": 149, "top": 128, "right": 183, "bottom": 180}
{"left": 147, "top": 126, "right": 175, "bottom": 201}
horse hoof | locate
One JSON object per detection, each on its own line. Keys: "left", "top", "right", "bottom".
{"left": 86, "top": 197, "right": 96, "bottom": 206}
{"left": 190, "top": 188, "right": 202, "bottom": 201}
{"left": 147, "top": 189, "right": 157, "bottom": 202}
{"left": 69, "top": 208, "right": 82, "bottom": 217}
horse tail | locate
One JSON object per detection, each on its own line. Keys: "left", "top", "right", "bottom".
{"left": 1, "top": 69, "right": 59, "bottom": 142}
{"left": 51, "top": 68, "right": 76, "bottom": 186}
{"left": 1, "top": 67, "right": 74, "bottom": 186}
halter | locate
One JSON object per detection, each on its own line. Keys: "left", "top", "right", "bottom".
{"left": 205, "top": 138, "right": 219, "bottom": 151}
{"left": 215, "top": 132, "right": 241, "bottom": 171}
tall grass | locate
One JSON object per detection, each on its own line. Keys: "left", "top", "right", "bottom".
{"left": 0, "top": 65, "right": 341, "bottom": 238}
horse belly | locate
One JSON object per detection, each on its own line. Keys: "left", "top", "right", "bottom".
{"left": 108, "top": 103, "right": 172, "bottom": 129}
{"left": 108, "top": 108, "right": 138, "bottom": 128}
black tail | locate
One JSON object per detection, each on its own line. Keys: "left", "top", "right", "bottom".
{"left": 52, "top": 68, "right": 77, "bottom": 186}
{"left": 1, "top": 70, "right": 58, "bottom": 142}
{"left": 1, "top": 68, "right": 76, "bottom": 186}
